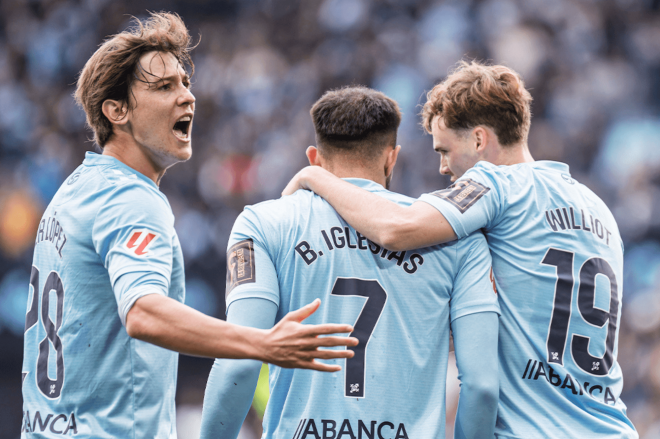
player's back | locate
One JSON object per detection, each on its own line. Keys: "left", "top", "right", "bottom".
{"left": 457, "top": 161, "right": 637, "bottom": 438}
{"left": 226, "top": 178, "right": 498, "bottom": 439}
{"left": 21, "top": 152, "right": 183, "bottom": 438}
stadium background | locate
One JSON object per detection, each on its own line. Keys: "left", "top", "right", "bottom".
{"left": 0, "top": 0, "right": 659, "bottom": 437}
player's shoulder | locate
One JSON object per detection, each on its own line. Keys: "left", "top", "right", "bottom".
{"left": 464, "top": 160, "right": 576, "bottom": 195}
{"left": 241, "top": 190, "right": 308, "bottom": 219}
{"left": 78, "top": 152, "right": 173, "bottom": 217}
{"left": 468, "top": 160, "right": 568, "bottom": 179}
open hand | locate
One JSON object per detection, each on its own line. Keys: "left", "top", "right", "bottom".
{"left": 260, "top": 298, "right": 358, "bottom": 372}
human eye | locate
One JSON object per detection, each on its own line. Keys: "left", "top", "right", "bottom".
{"left": 158, "top": 82, "right": 171, "bottom": 91}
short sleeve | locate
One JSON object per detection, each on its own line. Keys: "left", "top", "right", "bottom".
{"left": 418, "top": 162, "right": 508, "bottom": 239}
{"left": 225, "top": 208, "right": 280, "bottom": 310}
{"left": 450, "top": 231, "right": 500, "bottom": 321}
{"left": 92, "top": 183, "right": 175, "bottom": 288}
{"left": 113, "top": 271, "right": 169, "bottom": 326}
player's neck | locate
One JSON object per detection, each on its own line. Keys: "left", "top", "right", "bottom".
{"left": 487, "top": 142, "right": 534, "bottom": 167}
{"left": 322, "top": 164, "right": 387, "bottom": 188}
{"left": 102, "top": 136, "right": 167, "bottom": 186}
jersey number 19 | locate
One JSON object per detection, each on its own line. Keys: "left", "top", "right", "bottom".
{"left": 542, "top": 248, "right": 619, "bottom": 376}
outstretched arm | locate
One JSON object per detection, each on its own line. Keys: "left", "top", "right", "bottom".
{"left": 200, "top": 298, "right": 278, "bottom": 439}
{"left": 282, "top": 166, "right": 456, "bottom": 251}
{"left": 126, "top": 294, "right": 357, "bottom": 371}
{"left": 451, "top": 312, "right": 499, "bottom": 439}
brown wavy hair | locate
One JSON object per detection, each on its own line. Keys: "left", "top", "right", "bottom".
{"left": 421, "top": 60, "right": 532, "bottom": 146}
{"left": 74, "top": 12, "right": 194, "bottom": 147}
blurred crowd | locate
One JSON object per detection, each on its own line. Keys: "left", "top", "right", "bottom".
{"left": 0, "top": 0, "right": 659, "bottom": 437}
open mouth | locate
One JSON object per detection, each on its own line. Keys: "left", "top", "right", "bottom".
{"left": 173, "top": 116, "right": 192, "bottom": 140}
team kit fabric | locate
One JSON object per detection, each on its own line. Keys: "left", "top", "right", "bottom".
{"left": 21, "top": 152, "right": 184, "bottom": 438}
{"left": 419, "top": 160, "right": 638, "bottom": 439}
{"left": 222, "top": 178, "right": 500, "bottom": 439}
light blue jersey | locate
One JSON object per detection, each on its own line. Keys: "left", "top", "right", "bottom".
{"left": 225, "top": 178, "right": 499, "bottom": 439}
{"left": 21, "top": 152, "right": 185, "bottom": 438}
{"left": 419, "top": 161, "right": 637, "bottom": 439}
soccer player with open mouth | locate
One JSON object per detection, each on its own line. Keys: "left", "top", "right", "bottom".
{"left": 20, "top": 12, "right": 356, "bottom": 438}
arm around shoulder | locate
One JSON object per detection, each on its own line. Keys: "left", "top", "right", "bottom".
{"left": 285, "top": 166, "right": 456, "bottom": 251}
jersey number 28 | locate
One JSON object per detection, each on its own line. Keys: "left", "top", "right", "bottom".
{"left": 25, "top": 265, "right": 66, "bottom": 399}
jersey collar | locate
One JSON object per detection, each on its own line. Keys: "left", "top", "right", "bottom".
{"left": 341, "top": 178, "right": 386, "bottom": 192}
{"left": 83, "top": 151, "right": 159, "bottom": 189}
{"left": 527, "top": 160, "right": 571, "bottom": 174}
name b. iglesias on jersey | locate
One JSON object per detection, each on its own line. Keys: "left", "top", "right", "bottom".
{"left": 294, "top": 225, "right": 424, "bottom": 274}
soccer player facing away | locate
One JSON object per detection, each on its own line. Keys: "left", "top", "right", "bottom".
{"left": 21, "top": 13, "right": 357, "bottom": 438}
{"left": 283, "top": 62, "right": 638, "bottom": 438}
{"left": 200, "top": 86, "right": 500, "bottom": 439}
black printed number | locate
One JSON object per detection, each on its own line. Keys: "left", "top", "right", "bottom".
{"left": 25, "top": 266, "right": 66, "bottom": 398}
{"left": 541, "top": 248, "right": 619, "bottom": 376}
{"left": 331, "top": 278, "right": 387, "bottom": 398}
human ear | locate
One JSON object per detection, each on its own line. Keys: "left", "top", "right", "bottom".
{"left": 306, "top": 146, "right": 322, "bottom": 166}
{"left": 473, "top": 127, "right": 488, "bottom": 153}
{"left": 101, "top": 100, "right": 129, "bottom": 125}
{"left": 385, "top": 145, "right": 401, "bottom": 177}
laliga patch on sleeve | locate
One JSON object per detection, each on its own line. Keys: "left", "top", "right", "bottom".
{"left": 430, "top": 178, "right": 490, "bottom": 213}
{"left": 226, "top": 239, "right": 256, "bottom": 297}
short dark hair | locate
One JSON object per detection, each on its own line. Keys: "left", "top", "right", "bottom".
{"left": 75, "top": 12, "right": 194, "bottom": 147}
{"left": 311, "top": 86, "right": 402, "bottom": 161}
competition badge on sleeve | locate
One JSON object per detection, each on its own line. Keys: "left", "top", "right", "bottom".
{"left": 226, "top": 239, "right": 256, "bottom": 297}
{"left": 125, "top": 229, "right": 160, "bottom": 256}
{"left": 430, "top": 178, "right": 490, "bottom": 213}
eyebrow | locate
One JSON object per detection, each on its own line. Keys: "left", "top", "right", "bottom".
{"left": 158, "top": 74, "right": 190, "bottom": 83}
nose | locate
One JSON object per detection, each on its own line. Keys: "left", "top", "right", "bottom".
{"left": 178, "top": 86, "right": 196, "bottom": 107}
{"left": 439, "top": 158, "right": 450, "bottom": 175}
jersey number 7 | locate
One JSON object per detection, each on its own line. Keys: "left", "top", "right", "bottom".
{"left": 541, "top": 248, "right": 619, "bottom": 376}
{"left": 330, "top": 278, "right": 388, "bottom": 398}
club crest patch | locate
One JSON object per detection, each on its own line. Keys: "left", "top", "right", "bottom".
{"left": 430, "top": 178, "right": 490, "bottom": 213}
{"left": 226, "top": 239, "right": 256, "bottom": 297}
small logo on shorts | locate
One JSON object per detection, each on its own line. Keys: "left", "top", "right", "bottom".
{"left": 125, "top": 229, "right": 159, "bottom": 256}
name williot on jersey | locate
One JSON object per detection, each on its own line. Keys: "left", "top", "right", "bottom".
{"left": 35, "top": 214, "right": 68, "bottom": 258}
{"left": 544, "top": 206, "right": 612, "bottom": 246}
{"left": 295, "top": 226, "right": 424, "bottom": 274}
